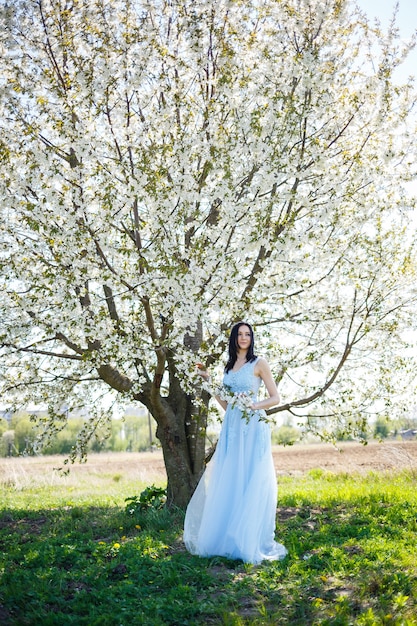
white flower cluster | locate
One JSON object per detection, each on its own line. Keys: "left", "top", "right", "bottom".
{"left": 201, "top": 379, "right": 272, "bottom": 424}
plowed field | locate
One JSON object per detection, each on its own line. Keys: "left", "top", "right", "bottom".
{"left": 1, "top": 440, "right": 416, "bottom": 488}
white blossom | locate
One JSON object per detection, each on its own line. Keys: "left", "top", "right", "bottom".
{"left": 0, "top": 0, "right": 416, "bottom": 462}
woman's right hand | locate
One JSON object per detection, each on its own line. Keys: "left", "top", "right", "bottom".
{"left": 195, "top": 363, "right": 210, "bottom": 380}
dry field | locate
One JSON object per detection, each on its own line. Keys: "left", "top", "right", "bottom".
{"left": 273, "top": 439, "right": 417, "bottom": 475}
{"left": 1, "top": 440, "right": 417, "bottom": 491}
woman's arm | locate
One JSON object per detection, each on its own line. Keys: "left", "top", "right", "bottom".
{"left": 213, "top": 393, "right": 228, "bottom": 411}
{"left": 252, "top": 357, "right": 280, "bottom": 410}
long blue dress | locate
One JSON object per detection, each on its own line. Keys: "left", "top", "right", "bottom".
{"left": 183, "top": 358, "right": 287, "bottom": 564}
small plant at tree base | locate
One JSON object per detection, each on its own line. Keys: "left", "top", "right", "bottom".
{"left": 125, "top": 485, "right": 167, "bottom": 514}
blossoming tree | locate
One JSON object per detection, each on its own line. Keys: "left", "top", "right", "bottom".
{"left": 1, "top": 0, "right": 416, "bottom": 506}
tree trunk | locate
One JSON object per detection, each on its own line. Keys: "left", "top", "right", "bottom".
{"left": 155, "top": 397, "right": 207, "bottom": 508}
{"left": 97, "top": 336, "right": 209, "bottom": 508}
{"left": 153, "top": 320, "right": 208, "bottom": 508}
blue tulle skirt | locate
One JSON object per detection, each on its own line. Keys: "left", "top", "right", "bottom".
{"left": 183, "top": 402, "right": 287, "bottom": 564}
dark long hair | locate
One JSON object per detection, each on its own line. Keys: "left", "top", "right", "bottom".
{"left": 225, "top": 321, "right": 257, "bottom": 373}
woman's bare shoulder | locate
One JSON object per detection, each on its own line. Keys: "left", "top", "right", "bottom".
{"left": 254, "top": 356, "right": 269, "bottom": 375}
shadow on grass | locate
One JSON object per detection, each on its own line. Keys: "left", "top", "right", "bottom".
{"left": 0, "top": 493, "right": 417, "bottom": 625}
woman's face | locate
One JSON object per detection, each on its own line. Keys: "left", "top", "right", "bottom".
{"left": 236, "top": 325, "right": 252, "bottom": 352}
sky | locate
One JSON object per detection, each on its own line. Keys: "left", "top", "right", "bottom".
{"left": 356, "top": 0, "right": 417, "bottom": 82}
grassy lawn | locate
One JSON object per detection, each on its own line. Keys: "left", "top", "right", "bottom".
{"left": 0, "top": 457, "right": 416, "bottom": 625}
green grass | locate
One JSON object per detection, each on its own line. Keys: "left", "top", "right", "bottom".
{"left": 1, "top": 464, "right": 417, "bottom": 625}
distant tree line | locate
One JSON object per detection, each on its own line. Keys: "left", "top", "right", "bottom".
{"left": 1, "top": 412, "right": 416, "bottom": 457}
{"left": 0, "top": 412, "right": 156, "bottom": 457}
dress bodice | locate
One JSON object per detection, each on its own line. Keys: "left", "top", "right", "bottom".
{"left": 223, "top": 358, "right": 261, "bottom": 399}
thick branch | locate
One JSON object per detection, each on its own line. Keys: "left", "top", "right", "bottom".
{"left": 103, "top": 285, "right": 120, "bottom": 323}
{"left": 97, "top": 364, "right": 133, "bottom": 393}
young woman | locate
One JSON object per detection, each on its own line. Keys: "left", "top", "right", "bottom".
{"left": 183, "top": 321, "right": 287, "bottom": 564}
